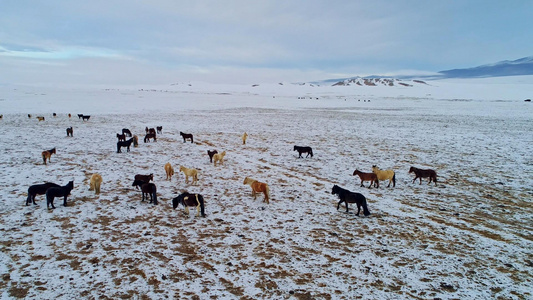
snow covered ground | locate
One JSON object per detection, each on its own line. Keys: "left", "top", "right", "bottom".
{"left": 0, "top": 77, "right": 532, "bottom": 299}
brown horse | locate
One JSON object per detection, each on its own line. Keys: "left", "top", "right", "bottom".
{"left": 66, "top": 127, "right": 73, "bottom": 137}
{"left": 172, "top": 192, "right": 206, "bottom": 217}
{"left": 42, "top": 148, "right": 56, "bottom": 165}
{"left": 180, "top": 131, "right": 194, "bottom": 143}
{"left": 353, "top": 169, "right": 379, "bottom": 188}
{"left": 144, "top": 133, "right": 156, "bottom": 143}
{"left": 409, "top": 166, "right": 437, "bottom": 185}
{"left": 243, "top": 177, "right": 270, "bottom": 204}
{"left": 36, "top": 116, "right": 45, "bottom": 121}
{"left": 207, "top": 150, "right": 218, "bottom": 163}
{"left": 164, "top": 162, "right": 174, "bottom": 180}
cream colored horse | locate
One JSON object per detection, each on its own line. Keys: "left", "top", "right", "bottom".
{"left": 242, "top": 132, "right": 248, "bottom": 145}
{"left": 164, "top": 162, "right": 174, "bottom": 180}
{"left": 243, "top": 177, "right": 270, "bottom": 204}
{"left": 89, "top": 173, "right": 103, "bottom": 194}
{"left": 213, "top": 151, "right": 226, "bottom": 166}
{"left": 179, "top": 166, "right": 198, "bottom": 185}
{"left": 372, "top": 165, "right": 396, "bottom": 187}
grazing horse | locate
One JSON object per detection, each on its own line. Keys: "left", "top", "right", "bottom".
{"left": 133, "top": 135, "right": 139, "bottom": 147}
{"left": 243, "top": 177, "right": 270, "bottom": 204}
{"left": 213, "top": 151, "right": 226, "bottom": 166}
{"left": 353, "top": 169, "right": 379, "bottom": 188}
{"left": 179, "top": 166, "right": 198, "bottom": 185}
{"left": 122, "top": 128, "right": 132, "bottom": 137}
{"left": 89, "top": 173, "right": 103, "bottom": 195}
{"left": 117, "top": 138, "right": 134, "bottom": 153}
{"left": 131, "top": 180, "right": 158, "bottom": 204}
{"left": 180, "top": 132, "right": 194, "bottom": 143}
{"left": 42, "top": 148, "right": 56, "bottom": 165}
{"left": 331, "top": 185, "right": 370, "bottom": 216}
{"left": 409, "top": 166, "right": 438, "bottom": 185}
{"left": 144, "top": 133, "right": 156, "bottom": 143}
{"left": 116, "top": 133, "right": 126, "bottom": 142}
{"left": 172, "top": 192, "right": 206, "bottom": 217}
{"left": 156, "top": 126, "right": 163, "bottom": 134}
{"left": 82, "top": 115, "right": 90, "bottom": 121}
{"left": 242, "top": 132, "right": 248, "bottom": 145}
{"left": 294, "top": 145, "right": 313, "bottom": 158}
{"left": 77, "top": 114, "right": 84, "bottom": 119}
{"left": 164, "top": 162, "right": 174, "bottom": 180}
{"left": 26, "top": 182, "right": 60, "bottom": 206}
{"left": 66, "top": 127, "right": 73, "bottom": 137}
{"left": 37, "top": 116, "right": 45, "bottom": 121}
{"left": 46, "top": 181, "right": 74, "bottom": 209}
{"left": 372, "top": 165, "right": 396, "bottom": 188}
{"left": 207, "top": 150, "right": 218, "bottom": 163}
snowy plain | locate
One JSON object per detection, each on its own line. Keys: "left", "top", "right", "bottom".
{"left": 0, "top": 77, "right": 532, "bottom": 299}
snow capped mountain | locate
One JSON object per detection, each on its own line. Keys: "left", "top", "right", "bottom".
{"left": 438, "top": 56, "right": 533, "bottom": 78}
{"left": 330, "top": 77, "right": 428, "bottom": 87}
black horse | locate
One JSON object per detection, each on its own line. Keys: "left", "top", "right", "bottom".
{"left": 117, "top": 138, "right": 134, "bottom": 153}
{"left": 180, "top": 132, "right": 194, "bottom": 143}
{"left": 294, "top": 145, "right": 313, "bottom": 158}
{"left": 46, "top": 181, "right": 74, "bottom": 209}
{"left": 122, "top": 128, "right": 132, "bottom": 137}
{"left": 331, "top": 185, "right": 370, "bottom": 216}
{"left": 82, "top": 115, "right": 90, "bottom": 121}
{"left": 131, "top": 180, "right": 157, "bottom": 204}
{"left": 172, "top": 192, "right": 206, "bottom": 217}
{"left": 26, "top": 182, "right": 60, "bottom": 205}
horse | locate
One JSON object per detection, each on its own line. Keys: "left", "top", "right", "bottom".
{"left": 353, "top": 169, "right": 379, "bottom": 188}
{"left": 28, "top": 114, "right": 32, "bottom": 118}
{"left": 82, "top": 115, "right": 90, "bottom": 121}
{"left": 180, "top": 132, "right": 194, "bottom": 143}
{"left": 145, "top": 127, "right": 156, "bottom": 135}
{"left": 331, "top": 185, "right": 370, "bottom": 216}
{"left": 53, "top": 113, "right": 57, "bottom": 117}
{"left": 26, "top": 182, "right": 60, "bottom": 205}
{"left": 242, "top": 132, "right": 248, "bottom": 145}
{"left": 122, "top": 128, "right": 132, "bottom": 137}
{"left": 77, "top": 114, "right": 84, "bottom": 119}
{"left": 213, "top": 151, "right": 226, "bottom": 166}
{"left": 144, "top": 133, "right": 156, "bottom": 143}
{"left": 207, "top": 150, "right": 218, "bottom": 163}
{"left": 89, "top": 173, "right": 102, "bottom": 194}
{"left": 164, "top": 162, "right": 174, "bottom": 180}
{"left": 116, "top": 133, "right": 126, "bottom": 142}
{"left": 243, "top": 177, "right": 270, "bottom": 204}
{"left": 134, "top": 173, "right": 153, "bottom": 185}
{"left": 156, "top": 126, "right": 163, "bottom": 134}
{"left": 131, "top": 180, "right": 158, "bottom": 204}
{"left": 42, "top": 148, "right": 56, "bottom": 165}
{"left": 133, "top": 135, "right": 139, "bottom": 147}
{"left": 409, "top": 166, "right": 438, "bottom": 185}
{"left": 294, "top": 145, "right": 313, "bottom": 158}
{"left": 172, "top": 192, "right": 206, "bottom": 217}
{"left": 372, "top": 165, "right": 396, "bottom": 188}
{"left": 179, "top": 166, "right": 198, "bottom": 185}
{"left": 66, "top": 127, "right": 73, "bottom": 137}
{"left": 37, "top": 116, "right": 45, "bottom": 121}
{"left": 46, "top": 181, "right": 74, "bottom": 209}
{"left": 68, "top": 113, "right": 71, "bottom": 118}
{"left": 117, "top": 138, "right": 134, "bottom": 153}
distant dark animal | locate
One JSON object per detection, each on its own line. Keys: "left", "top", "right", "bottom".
{"left": 122, "top": 128, "right": 132, "bottom": 137}
{"left": 180, "top": 132, "right": 193, "bottom": 143}
{"left": 156, "top": 126, "right": 162, "bottom": 134}
{"left": 131, "top": 180, "right": 158, "bottom": 204}
{"left": 207, "top": 150, "right": 218, "bottom": 163}
{"left": 409, "top": 166, "right": 437, "bottom": 185}
{"left": 0, "top": 115, "right": 2, "bottom": 119}
{"left": 372, "top": 165, "right": 396, "bottom": 187}
{"left": 144, "top": 133, "right": 157, "bottom": 143}
{"left": 68, "top": 113, "right": 71, "bottom": 118}
{"left": 46, "top": 181, "right": 74, "bottom": 209}
{"left": 134, "top": 174, "right": 153, "bottom": 187}
{"left": 42, "top": 148, "right": 56, "bottom": 165}
{"left": 117, "top": 138, "right": 134, "bottom": 153}
{"left": 353, "top": 169, "right": 379, "bottom": 188}
{"left": 293, "top": 145, "right": 313, "bottom": 158}
{"left": 77, "top": 114, "right": 84, "bottom": 119}
{"left": 242, "top": 132, "right": 248, "bottom": 145}
{"left": 243, "top": 177, "right": 270, "bottom": 204}
{"left": 36, "top": 116, "right": 45, "bottom": 121}
{"left": 172, "top": 192, "right": 206, "bottom": 217}
{"left": 28, "top": 114, "right": 32, "bottom": 118}
{"left": 53, "top": 113, "right": 57, "bottom": 117}
{"left": 331, "top": 185, "right": 370, "bottom": 216}
{"left": 116, "top": 133, "right": 126, "bottom": 142}
{"left": 26, "top": 182, "right": 60, "bottom": 206}
{"left": 525, "top": 99, "right": 531, "bottom": 102}
{"left": 66, "top": 127, "right": 73, "bottom": 137}
{"left": 82, "top": 115, "right": 90, "bottom": 121}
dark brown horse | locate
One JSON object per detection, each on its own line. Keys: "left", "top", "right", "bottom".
{"left": 294, "top": 145, "right": 313, "bottom": 158}
{"left": 66, "top": 127, "right": 73, "bottom": 137}
{"left": 131, "top": 180, "right": 158, "bottom": 204}
{"left": 409, "top": 166, "right": 437, "bottom": 185}
{"left": 134, "top": 174, "right": 153, "bottom": 186}
{"left": 144, "top": 133, "right": 156, "bottom": 143}
{"left": 116, "top": 133, "right": 126, "bottom": 142}
{"left": 180, "top": 132, "right": 194, "bottom": 143}
{"left": 42, "top": 148, "right": 56, "bottom": 165}
{"left": 207, "top": 150, "right": 218, "bottom": 163}
{"left": 353, "top": 169, "right": 379, "bottom": 188}
{"left": 26, "top": 182, "right": 60, "bottom": 205}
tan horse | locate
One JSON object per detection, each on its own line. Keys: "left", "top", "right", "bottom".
{"left": 42, "top": 148, "right": 56, "bottom": 165}
{"left": 89, "top": 173, "right": 103, "bottom": 194}
{"left": 372, "top": 165, "right": 396, "bottom": 187}
{"left": 179, "top": 166, "right": 198, "bottom": 185}
{"left": 133, "top": 135, "right": 139, "bottom": 147}
{"left": 164, "top": 162, "right": 174, "bottom": 180}
{"left": 36, "top": 116, "right": 45, "bottom": 121}
{"left": 213, "top": 151, "right": 226, "bottom": 166}
{"left": 243, "top": 177, "right": 270, "bottom": 204}
{"left": 242, "top": 132, "right": 248, "bottom": 145}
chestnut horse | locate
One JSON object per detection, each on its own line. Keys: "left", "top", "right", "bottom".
{"left": 207, "top": 150, "right": 218, "bottom": 163}
{"left": 353, "top": 169, "right": 379, "bottom": 188}
{"left": 42, "top": 148, "right": 56, "bottom": 165}
{"left": 179, "top": 166, "right": 198, "bottom": 185}
{"left": 180, "top": 132, "right": 194, "bottom": 143}
{"left": 372, "top": 165, "right": 396, "bottom": 187}
{"left": 172, "top": 192, "right": 206, "bottom": 217}
{"left": 409, "top": 166, "right": 437, "bottom": 185}
{"left": 243, "top": 177, "right": 270, "bottom": 204}
{"left": 332, "top": 184, "right": 370, "bottom": 216}
{"left": 164, "top": 162, "right": 174, "bottom": 180}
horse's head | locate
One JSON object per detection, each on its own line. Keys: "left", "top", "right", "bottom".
{"left": 331, "top": 185, "right": 339, "bottom": 194}
{"left": 408, "top": 167, "right": 415, "bottom": 173}
{"left": 172, "top": 196, "right": 181, "bottom": 209}
{"left": 353, "top": 169, "right": 359, "bottom": 176}
{"left": 149, "top": 173, "right": 154, "bottom": 181}
{"left": 293, "top": 146, "right": 297, "bottom": 151}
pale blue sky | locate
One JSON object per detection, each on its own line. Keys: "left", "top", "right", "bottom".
{"left": 1, "top": 0, "right": 531, "bottom": 85}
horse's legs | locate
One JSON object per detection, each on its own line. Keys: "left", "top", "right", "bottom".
{"left": 196, "top": 205, "right": 200, "bottom": 217}
{"left": 63, "top": 195, "right": 68, "bottom": 207}
{"left": 185, "top": 206, "right": 190, "bottom": 216}
{"left": 337, "top": 200, "right": 343, "bottom": 210}
{"left": 355, "top": 204, "right": 361, "bottom": 216}
{"left": 345, "top": 201, "right": 349, "bottom": 213}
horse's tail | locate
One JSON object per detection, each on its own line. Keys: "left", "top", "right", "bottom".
{"left": 42, "top": 152, "right": 46, "bottom": 164}
{"left": 310, "top": 149, "right": 314, "bottom": 157}
{"left": 392, "top": 173, "right": 396, "bottom": 187}
{"left": 362, "top": 198, "right": 371, "bottom": 216}
{"left": 265, "top": 185, "right": 271, "bottom": 204}
{"left": 152, "top": 192, "right": 158, "bottom": 205}
{"left": 199, "top": 195, "right": 206, "bottom": 217}
{"left": 26, "top": 193, "right": 32, "bottom": 206}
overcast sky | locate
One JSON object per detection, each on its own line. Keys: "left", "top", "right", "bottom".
{"left": 1, "top": 1, "right": 531, "bottom": 86}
